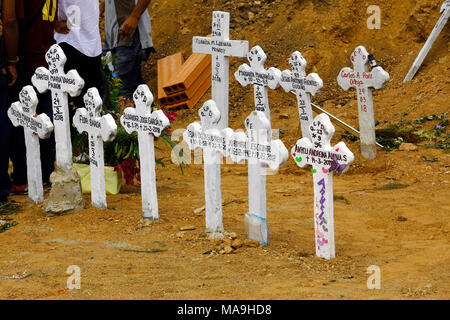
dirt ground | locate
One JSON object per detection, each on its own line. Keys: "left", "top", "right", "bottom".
{"left": 0, "top": 0, "right": 449, "bottom": 300}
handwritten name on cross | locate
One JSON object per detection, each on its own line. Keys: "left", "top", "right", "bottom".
{"left": 73, "top": 88, "right": 117, "bottom": 209}
{"left": 193, "top": 11, "right": 249, "bottom": 129}
{"left": 120, "top": 85, "right": 170, "bottom": 220}
{"left": 337, "top": 45, "right": 389, "bottom": 159}
{"left": 291, "top": 113, "right": 354, "bottom": 260}
{"left": 183, "top": 100, "right": 233, "bottom": 234}
{"left": 280, "top": 51, "right": 323, "bottom": 140}
{"left": 8, "top": 86, "right": 54, "bottom": 204}
{"left": 228, "top": 111, "right": 288, "bottom": 245}
{"left": 234, "top": 46, "right": 281, "bottom": 124}
{"left": 32, "top": 44, "right": 85, "bottom": 172}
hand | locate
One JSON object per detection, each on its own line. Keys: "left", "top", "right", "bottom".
{"left": 7, "top": 64, "right": 17, "bottom": 87}
{"left": 120, "top": 16, "right": 139, "bottom": 36}
{"left": 55, "top": 20, "right": 70, "bottom": 34}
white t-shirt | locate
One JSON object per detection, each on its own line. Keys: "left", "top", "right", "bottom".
{"left": 54, "top": 0, "right": 102, "bottom": 57}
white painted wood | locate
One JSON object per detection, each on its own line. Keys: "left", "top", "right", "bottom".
{"left": 8, "top": 86, "right": 54, "bottom": 204}
{"left": 227, "top": 111, "right": 289, "bottom": 245}
{"left": 234, "top": 45, "right": 281, "bottom": 124}
{"left": 193, "top": 11, "right": 249, "bottom": 130}
{"left": 191, "top": 12, "right": 248, "bottom": 235}
{"left": 73, "top": 88, "right": 117, "bottom": 209}
{"left": 31, "top": 44, "right": 85, "bottom": 173}
{"left": 337, "top": 45, "right": 389, "bottom": 159}
{"left": 291, "top": 113, "right": 354, "bottom": 259}
{"left": 280, "top": 51, "right": 323, "bottom": 140}
{"left": 403, "top": 1, "right": 450, "bottom": 82}
{"left": 120, "top": 85, "right": 170, "bottom": 220}
{"left": 183, "top": 100, "right": 233, "bottom": 234}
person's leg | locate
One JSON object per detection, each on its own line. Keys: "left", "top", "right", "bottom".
{"left": 0, "top": 67, "right": 11, "bottom": 202}
{"left": 9, "top": 66, "right": 29, "bottom": 189}
{"left": 112, "top": 31, "right": 144, "bottom": 96}
{"left": 36, "top": 90, "right": 55, "bottom": 184}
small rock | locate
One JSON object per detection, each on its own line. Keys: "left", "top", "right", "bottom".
{"left": 176, "top": 232, "right": 186, "bottom": 238}
{"left": 231, "top": 239, "right": 243, "bottom": 249}
{"left": 279, "top": 113, "right": 290, "bottom": 119}
{"left": 223, "top": 246, "right": 234, "bottom": 254}
{"left": 228, "top": 232, "right": 237, "bottom": 240}
{"left": 248, "top": 12, "right": 255, "bottom": 20}
{"left": 397, "top": 215, "right": 407, "bottom": 222}
{"left": 193, "top": 206, "right": 205, "bottom": 214}
{"left": 399, "top": 143, "right": 418, "bottom": 152}
{"left": 244, "top": 239, "right": 259, "bottom": 247}
{"left": 179, "top": 226, "right": 196, "bottom": 231}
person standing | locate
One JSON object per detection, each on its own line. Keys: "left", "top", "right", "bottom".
{"left": 0, "top": 0, "right": 18, "bottom": 203}
{"left": 8, "top": 0, "right": 56, "bottom": 194}
{"left": 54, "top": 0, "right": 108, "bottom": 111}
{"left": 103, "top": 0, "right": 154, "bottom": 96}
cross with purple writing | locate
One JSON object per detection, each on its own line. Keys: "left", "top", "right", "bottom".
{"left": 291, "top": 113, "right": 354, "bottom": 259}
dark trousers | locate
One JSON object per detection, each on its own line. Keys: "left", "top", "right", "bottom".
{"left": 58, "top": 42, "right": 109, "bottom": 108}
{"left": 0, "top": 64, "right": 11, "bottom": 200}
{"left": 112, "top": 30, "right": 146, "bottom": 97}
{"left": 58, "top": 42, "right": 109, "bottom": 141}
{"left": 9, "top": 65, "right": 55, "bottom": 185}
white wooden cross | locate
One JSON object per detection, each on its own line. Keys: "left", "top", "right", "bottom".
{"left": 234, "top": 45, "right": 281, "bottom": 124}
{"left": 32, "top": 44, "right": 85, "bottom": 173}
{"left": 8, "top": 86, "right": 54, "bottom": 204}
{"left": 291, "top": 113, "right": 354, "bottom": 259}
{"left": 183, "top": 100, "right": 233, "bottom": 234}
{"left": 337, "top": 45, "right": 389, "bottom": 159}
{"left": 280, "top": 51, "right": 323, "bottom": 140}
{"left": 227, "top": 111, "right": 289, "bottom": 245}
{"left": 120, "top": 85, "right": 170, "bottom": 220}
{"left": 73, "top": 88, "right": 117, "bottom": 209}
{"left": 193, "top": 11, "right": 249, "bottom": 129}
{"left": 404, "top": 1, "right": 450, "bottom": 82}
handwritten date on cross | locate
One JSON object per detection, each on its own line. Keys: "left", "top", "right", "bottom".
{"left": 73, "top": 88, "right": 117, "bottom": 147}
{"left": 280, "top": 51, "right": 323, "bottom": 96}
{"left": 337, "top": 46, "right": 389, "bottom": 94}
{"left": 121, "top": 85, "right": 170, "bottom": 137}
{"left": 8, "top": 86, "right": 54, "bottom": 139}
{"left": 291, "top": 113, "right": 354, "bottom": 174}
{"left": 227, "top": 111, "right": 289, "bottom": 171}
{"left": 183, "top": 100, "right": 233, "bottom": 162}
{"left": 32, "top": 44, "right": 84, "bottom": 98}
{"left": 234, "top": 45, "right": 281, "bottom": 90}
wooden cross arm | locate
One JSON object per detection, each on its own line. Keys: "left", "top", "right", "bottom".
{"left": 279, "top": 69, "right": 295, "bottom": 92}
{"left": 183, "top": 122, "right": 203, "bottom": 151}
{"left": 73, "top": 108, "right": 90, "bottom": 135}
{"left": 267, "top": 67, "right": 282, "bottom": 90}
{"left": 100, "top": 114, "right": 118, "bottom": 142}
{"left": 306, "top": 73, "right": 324, "bottom": 96}
{"left": 234, "top": 63, "right": 253, "bottom": 87}
{"left": 120, "top": 107, "right": 138, "bottom": 135}
{"left": 35, "top": 113, "right": 54, "bottom": 139}
{"left": 368, "top": 67, "right": 390, "bottom": 90}
{"left": 265, "top": 139, "right": 289, "bottom": 171}
{"left": 7, "top": 102, "right": 22, "bottom": 128}
{"left": 65, "top": 70, "right": 85, "bottom": 97}
{"left": 337, "top": 67, "right": 354, "bottom": 91}
{"left": 31, "top": 67, "right": 51, "bottom": 94}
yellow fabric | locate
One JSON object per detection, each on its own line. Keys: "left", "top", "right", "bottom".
{"left": 42, "top": 0, "right": 57, "bottom": 22}
{"left": 73, "top": 163, "right": 123, "bottom": 195}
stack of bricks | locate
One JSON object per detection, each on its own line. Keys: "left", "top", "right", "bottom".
{"left": 157, "top": 51, "right": 211, "bottom": 110}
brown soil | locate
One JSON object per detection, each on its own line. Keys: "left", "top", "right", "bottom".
{"left": 1, "top": 0, "right": 449, "bottom": 300}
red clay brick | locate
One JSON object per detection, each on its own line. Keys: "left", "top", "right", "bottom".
{"left": 157, "top": 52, "right": 184, "bottom": 104}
